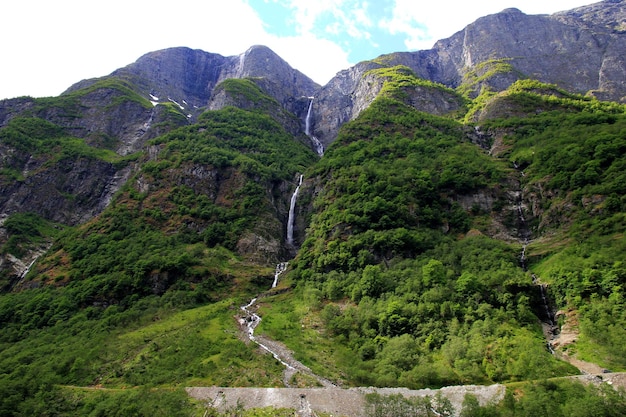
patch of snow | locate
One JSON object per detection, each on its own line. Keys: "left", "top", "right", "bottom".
{"left": 168, "top": 97, "right": 185, "bottom": 110}
{"left": 149, "top": 94, "right": 159, "bottom": 101}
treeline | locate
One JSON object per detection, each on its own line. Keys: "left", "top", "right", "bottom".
{"left": 365, "top": 379, "right": 626, "bottom": 417}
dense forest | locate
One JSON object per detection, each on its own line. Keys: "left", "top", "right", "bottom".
{"left": 0, "top": 63, "right": 625, "bottom": 416}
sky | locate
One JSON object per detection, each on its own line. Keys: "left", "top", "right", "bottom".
{"left": 1, "top": 0, "right": 595, "bottom": 100}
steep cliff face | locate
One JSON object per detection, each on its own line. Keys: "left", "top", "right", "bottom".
{"left": 0, "top": 146, "right": 132, "bottom": 226}
{"left": 0, "top": 2, "right": 624, "bottom": 281}
{"left": 65, "top": 45, "right": 319, "bottom": 120}
{"left": 308, "top": 0, "right": 625, "bottom": 145}
{"left": 308, "top": 61, "right": 383, "bottom": 149}
{"left": 66, "top": 47, "right": 226, "bottom": 112}
{"left": 387, "top": 1, "right": 626, "bottom": 101}
{"left": 222, "top": 45, "right": 319, "bottom": 107}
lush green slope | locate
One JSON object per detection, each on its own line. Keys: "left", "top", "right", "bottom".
{"left": 0, "top": 85, "right": 317, "bottom": 414}
{"left": 0, "top": 70, "right": 625, "bottom": 416}
{"left": 260, "top": 79, "right": 626, "bottom": 388}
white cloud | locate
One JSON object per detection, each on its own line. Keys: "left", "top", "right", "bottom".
{"left": 268, "top": 35, "right": 352, "bottom": 84}
{"left": 280, "top": 0, "right": 373, "bottom": 40}
{"left": 0, "top": 0, "right": 598, "bottom": 99}
{"left": 0, "top": 0, "right": 348, "bottom": 98}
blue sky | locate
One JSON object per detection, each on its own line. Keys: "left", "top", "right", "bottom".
{"left": 1, "top": 0, "right": 593, "bottom": 100}
{"left": 254, "top": 1, "right": 413, "bottom": 64}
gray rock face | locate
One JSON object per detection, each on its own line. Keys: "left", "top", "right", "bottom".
{"left": 65, "top": 45, "right": 319, "bottom": 120}
{"left": 309, "top": 0, "right": 626, "bottom": 146}
{"left": 0, "top": 1, "right": 624, "bottom": 275}
{"left": 394, "top": 1, "right": 626, "bottom": 100}
{"left": 0, "top": 152, "right": 128, "bottom": 225}
{"left": 0, "top": 45, "right": 319, "bottom": 234}
{"left": 309, "top": 61, "right": 383, "bottom": 149}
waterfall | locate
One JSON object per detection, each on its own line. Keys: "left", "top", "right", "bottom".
{"left": 513, "top": 162, "right": 557, "bottom": 352}
{"left": 20, "top": 258, "right": 38, "bottom": 280}
{"left": 286, "top": 175, "right": 303, "bottom": 246}
{"left": 240, "top": 264, "right": 295, "bottom": 370}
{"left": 305, "top": 98, "right": 313, "bottom": 136}
{"left": 236, "top": 49, "right": 247, "bottom": 78}
{"left": 272, "top": 262, "right": 287, "bottom": 288}
{"left": 305, "top": 98, "right": 324, "bottom": 156}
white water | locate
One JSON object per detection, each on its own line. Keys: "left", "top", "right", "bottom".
{"left": 514, "top": 162, "right": 557, "bottom": 353}
{"left": 240, "top": 264, "right": 294, "bottom": 370}
{"left": 236, "top": 50, "right": 246, "bottom": 78}
{"left": 305, "top": 98, "right": 324, "bottom": 156}
{"left": 272, "top": 262, "right": 287, "bottom": 288}
{"left": 20, "top": 257, "right": 38, "bottom": 279}
{"left": 286, "top": 175, "right": 303, "bottom": 246}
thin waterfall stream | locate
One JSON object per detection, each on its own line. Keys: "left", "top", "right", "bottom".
{"left": 305, "top": 98, "right": 324, "bottom": 156}
{"left": 240, "top": 263, "right": 294, "bottom": 370}
{"left": 287, "top": 174, "right": 303, "bottom": 246}
{"left": 238, "top": 175, "right": 336, "bottom": 387}
{"left": 513, "top": 162, "right": 558, "bottom": 352}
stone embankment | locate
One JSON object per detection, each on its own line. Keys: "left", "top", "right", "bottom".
{"left": 186, "top": 384, "right": 506, "bottom": 417}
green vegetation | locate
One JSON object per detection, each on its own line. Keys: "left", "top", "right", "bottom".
{"left": 296, "top": 95, "right": 501, "bottom": 273}
{"left": 0, "top": 96, "right": 320, "bottom": 413}
{"left": 472, "top": 84, "right": 626, "bottom": 370}
{"left": 11, "top": 386, "right": 200, "bottom": 417}
{"left": 255, "top": 75, "right": 625, "bottom": 394}
{"left": 215, "top": 78, "right": 280, "bottom": 108}
{"left": 366, "top": 65, "right": 467, "bottom": 116}
{"left": 460, "top": 59, "right": 520, "bottom": 96}
{"left": 363, "top": 379, "right": 626, "bottom": 417}
{"left": 0, "top": 213, "right": 60, "bottom": 258}
{"left": 460, "top": 379, "right": 626, "bottom": 417}
{"left": 65, "top": 77, "right": 153, "bottom": 109}
{"left": 1, "top": 60, "right": 625, "bottom": 415}
{"left": 0, "top": 117, "right": 131, "bottom": 166}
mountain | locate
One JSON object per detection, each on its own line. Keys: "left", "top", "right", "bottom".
{"left": 309, "top": 1, "right": 626, "bottom": 148}
{"left": 0, "top": 1, "right": 625, "bottom": 416}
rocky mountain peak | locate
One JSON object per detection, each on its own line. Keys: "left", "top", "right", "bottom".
{"left": 302, "top": 0, "right": 626, "bottom": 146}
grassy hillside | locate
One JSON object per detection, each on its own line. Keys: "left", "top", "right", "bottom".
{"left": 0, "top": 83, "right": 317, "bottom": 414}
{"left": 0, "top": 71, "right": 625, "bottom": 416}
{"left": 257, "top": 77, "right": 626, "bottom": 394}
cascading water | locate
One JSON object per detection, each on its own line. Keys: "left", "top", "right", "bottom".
{"left": 20, "top": 258, "right": 38, "bottom": 280}
{"left": 513, "top": 162, "right": 557, "bottom": 351}
{"left": 305, "top": 98, "right": 324, "bottom": 156}
{"left": 272, "top": 262, "right": 287, "bottom": 288}
{"left": 286, "top": 175, "right": 303, "bottom": 246}
{"left": 236, "top": 49, "right": 246, "bottom": 78}
{"left": 236, "top": 176, "right": 337, "bottom": 387}
{"left": 240, "top": 263, "right": 294, "bottom": 369}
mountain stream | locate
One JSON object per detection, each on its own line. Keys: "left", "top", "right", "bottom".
{"left": 513, "top": 163, "right": 558, "bottom": 350}
{"left": 305, "top": 98, "right": 324, "bottom": 156}
{"left": 239, "top": 175, "right": 335, "bottom": 388}
{"left": 514, "top": 167, "right": 610, "bottom": 375}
